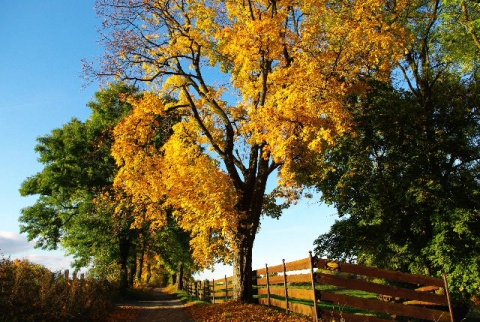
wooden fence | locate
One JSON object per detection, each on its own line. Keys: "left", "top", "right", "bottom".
{"left": 184, "top": 252, "right": 455, "bottom": 322}
{"left": 63, "top": 269, "right": 86, "bottom": 281}
{"left": 184, "top": 275, "right": 234, "bottom": 303}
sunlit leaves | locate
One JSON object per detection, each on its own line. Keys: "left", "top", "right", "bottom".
{"left": 111, "top": 94, "right": 236, "bottom": 267}
{"left": 99, "top": 0, "right": 412, "bottom": 299}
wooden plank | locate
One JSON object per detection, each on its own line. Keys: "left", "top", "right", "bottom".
{"left": 289, "top": 302, "right": 316, "bottom": 316}
{"left": 269, "top": 287, "right": 286, "bottom": 297}
{"left": 403, "top": 300, "right": 443, "bottom": 306}
{"left": 267, "top": 263, "right": 285, "bottom": 274}
{"left": 320, "top": 310, "right": 392, "bottom": 322}
{"left": 256, "top": 268, "right": 267, "bottom": 275}
{"left": 285, "top": 258, "right": 310, "bottom": 272}
{"left": 316, "top": 259, "right": 444, "bottom": 287}
{"left": 416, "top": 285, "right": 441, "bottom": 292}
{"left": 319, "top": 291, "right": 451, "bottom": 322}
{"left": 287, "top": 273, "right": 312, "bottom": 284}
{"left": 258, "top": 297, "right": 269, "bottom": 306}
{"left": 289, "top": 288, "right": 315, "bottom": 301}
{"left": 257, "top": 288, "right": 269, "bottom": 295}
{"left": 257, "top": 275, "right": 284, "bottom": 285}
{"left": 269, "top": 297, "right": 287, "bottom": 309}
{"left": 213, "top": 284, "right": 229, "bottom": 291}
{"left": 268, "top": 275, "right": 285, "bottom": 284}
{"left": 213, "top": 291, "right": 228, "bottom": 298}
{"left": 316, "top": 273, "right": 447, "bottom": 305}
{"left": 257, "top": 277, "right": 268, "bottom": 285}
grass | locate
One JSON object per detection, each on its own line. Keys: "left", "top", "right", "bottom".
{"left": 175, "top": 286, "right": 211, "bottom": 305}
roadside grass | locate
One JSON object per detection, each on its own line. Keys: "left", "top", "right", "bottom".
{"left": 175, "top": 287, "right": 210, "bottom": 306}
{"left": 254, "top": 283, "right": 387, "bottom": 319}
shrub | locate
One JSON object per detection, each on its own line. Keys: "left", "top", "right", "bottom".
{"left": 0, "top": 257, "right": 115, "bottom": 322}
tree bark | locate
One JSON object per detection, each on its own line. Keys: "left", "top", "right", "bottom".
{"left": 232, "top": 232, "right": 255, "bottom": 302}
{"left": 136, "top": 238, "right": 146, "bottom": 282}
{"left": 176, "top": 263, "right": 184, "bottom": 290}
{"left": 118, "top": 237, "right": 131, "bottom": 295}
{"left": 230, "top": 152, "right": 271, "bottom": 302}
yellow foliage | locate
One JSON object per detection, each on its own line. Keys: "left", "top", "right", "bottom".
{"left": 108, "top": 0, "right": 411, "bottom": 269}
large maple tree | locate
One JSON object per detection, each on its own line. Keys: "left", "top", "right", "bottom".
{"left": 94, "top": 0, "right": 407, "bottom": 301}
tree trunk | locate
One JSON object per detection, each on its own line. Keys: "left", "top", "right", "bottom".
{"left": 232, "top": 233, "right": 255, "bottom": 302}
{"left": 136, "top": 243, "right": 145, "bottom": 282}
{"left": 119, "top": 237, "right": 131, "bottom": 295}
{"left": 129, "top": 259, "right": 136, "bottom": 287}
{"left": 176, "top": 263, "right": 184, "bottom": 290}
{"left": 146, "top": 262, "right": 152, "bottom": 284}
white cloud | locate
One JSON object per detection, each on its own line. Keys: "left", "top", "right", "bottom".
{"left": 0, "top": 231, "right": 34, "bottom": 255}
{"left": 24, "top": 253, "right": 74, "bottom": 272}
{"left": 0, "top": 231, "right": 85, "bottom": 274}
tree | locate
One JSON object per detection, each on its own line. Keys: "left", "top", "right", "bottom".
{"left": 311, "top": 0, "right": 480, "bottom": 304}
{"left": 20, "top": 83, "right": 150, "bottom": 291}
{"left": 94, "top": 0, "right": 408, "bottom": 301}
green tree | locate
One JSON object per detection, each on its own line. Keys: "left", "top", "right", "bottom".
{"left": 149, "top": 212, "right": 195, "bottom": 288}
{"left": 19, "top": 83, "right": 146, "bottom": 291}
{"left": 311, "top": 0, "right": 480, "bottom": 305}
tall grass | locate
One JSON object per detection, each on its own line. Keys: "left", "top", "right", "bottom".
{"left": 0, "top": 257, "right": 115, "bottom": 322}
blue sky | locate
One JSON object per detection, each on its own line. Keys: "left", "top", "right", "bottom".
{"left": 0, "top": 1, "right": 338, "bottom": 278}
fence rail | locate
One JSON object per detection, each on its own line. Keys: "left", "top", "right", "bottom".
{"left": 184, "top": 252, "right": 455, "bottom": 322}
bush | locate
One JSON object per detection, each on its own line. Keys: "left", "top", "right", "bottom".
{"left": 0, "top": 257, "right": 115, "bottom": 322}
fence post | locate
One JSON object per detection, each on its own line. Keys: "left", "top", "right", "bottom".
{"left": 212, "top": 279, "right": 216, "bottom": 304}
{"left": 64, "top": 269, "right": 69, "bottom": 280}
{"left": 265, "top": 264, "right": 271, "bottom": 307}
{"left": 198, "top": 281, "right": 202, "bottom": 300}
{"left": 442, "top": 273, "right": 455, "bottom": 322}
{"left": 282, "top": 259, "right": 289, "bottom": 314}
{"left": 309, "top": 251, "right": 320, "bottom": 322}
{"left": 204, "top": 279, "right": 210, "bottom": 302}
{"left": 195, "top": 280, "right": 199, "bottom": 298}
{"left": 252, "top": 269, "right": 258, "bottom": 303}
{"left": 225, "top": 275, "right": 228, "bottom": 302}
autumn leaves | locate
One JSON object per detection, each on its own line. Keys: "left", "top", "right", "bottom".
{"left": 97, "top": 0, "right": 414, "bottom": 300}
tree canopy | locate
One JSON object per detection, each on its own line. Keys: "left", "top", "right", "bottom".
{"left": 93, "top": 0, "right": 409, "bottom": 301}
{"left": 19, "top": 83, "right": 192, "bottom": 291}
{"left": 311, "top": 0, "right": 480, "bottom": 303}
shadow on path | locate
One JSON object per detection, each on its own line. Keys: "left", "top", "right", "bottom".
{"left": 117, "top": 288, "right": 194, "bottom": 322}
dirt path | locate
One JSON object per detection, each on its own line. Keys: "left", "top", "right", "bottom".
{"left": 111, "top": 288, "right": 194, "bottom": 322}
